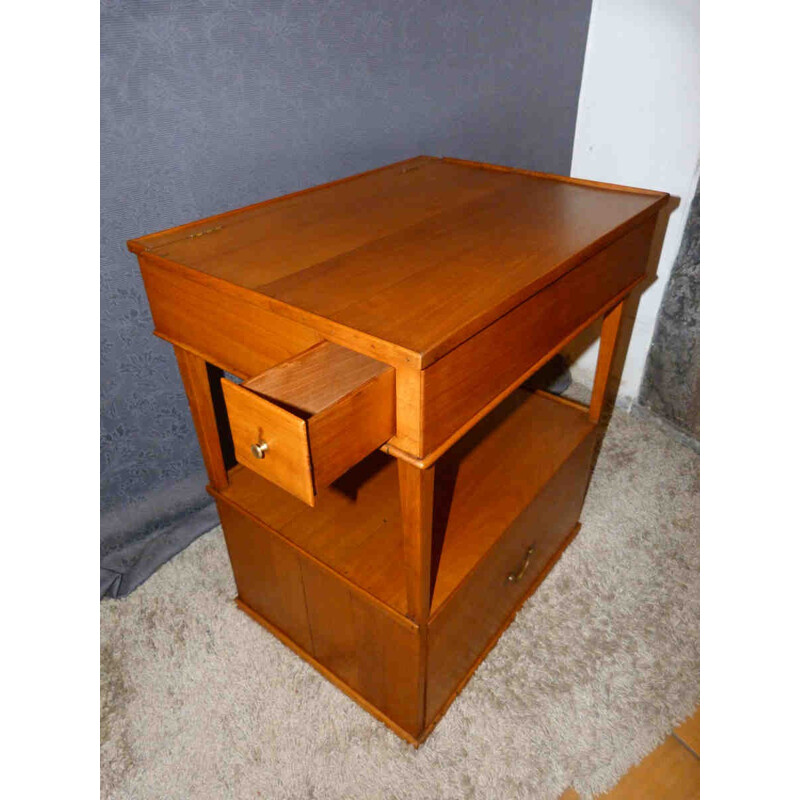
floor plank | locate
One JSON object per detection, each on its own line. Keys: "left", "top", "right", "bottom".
{"left": 597, "top": 737, "right": 699, "bottom": 800}
{"left": 558, "top": 705, "right": 700, "bottom": 799}
{"left": 673, "top": 707, "right": 700, "bottom": 756}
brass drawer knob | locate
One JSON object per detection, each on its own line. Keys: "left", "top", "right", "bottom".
{"left": 506, "top": 545, "right": 534, "bottom": 583}
{"left": 250, "top": 441, "right": 269, "bottom": 459}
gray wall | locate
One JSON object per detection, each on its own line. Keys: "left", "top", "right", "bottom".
{"left": 101, "top": 0, "right": 593, "bottom": 595}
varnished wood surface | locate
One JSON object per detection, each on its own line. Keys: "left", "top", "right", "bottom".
{"left": 173, "top": 347, "right": 230, "bottom": 490}
{"left": 220, "top": 341, "right": 395, "bottom": 504}
{"left": 426, "top": 431, "right": 596, "bottom": 723}
{"left": 421, "top": 522, "right": 583, "bottom": 745}
{"left": 129, "top": 156, "right": 668, "bottom": 369}
{"left": 218, "top": 502, "right": 313, "bottom": 653}
{"left": 141, "top": 255, "right": 323, "bottom": 378}
{"left": 221, "top": 377, "right": 317, "bottom": 505}
{"left": 398, "top": 462, "right": 435, "bottom": 624}
{"left": 243, "top": 341, "right": 391, "bottom": 416}
{"left": 417, "top": 220, "right": 654, "bottom": 455}
{"left": 131, "top": 155, "right": 670, "bottom": 746}
{"left": 305, "top": 366, "right": 395, "bottom": 491}
{"left": 673, "top": 708, "right": 700, "bottom": 756}
{"left": 590, "top": 300, "right": 626, "bottom": 423}
{"left": 296, "top": 549, "right": 424, "bottom": 737}
{"left": 213, "top": 389, "right": 595, "bottom": 620}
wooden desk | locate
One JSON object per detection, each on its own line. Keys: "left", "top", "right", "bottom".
{"left": 128, "top": 156, "right": 668, "bottom": 745}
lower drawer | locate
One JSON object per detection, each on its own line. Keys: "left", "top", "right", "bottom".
{"left": 425, "top": 429, "right": 597, "bottom": 724}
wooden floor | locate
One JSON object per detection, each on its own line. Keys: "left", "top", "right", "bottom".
{"left": 560, "top": 707, "right": 699, "bottom": 800}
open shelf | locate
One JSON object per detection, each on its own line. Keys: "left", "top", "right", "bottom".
{"left": 214, "top": 389, "right": 596, "bottom": 619}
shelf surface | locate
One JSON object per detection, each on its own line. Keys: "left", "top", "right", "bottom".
{"left": 215, "top": 389, "right": 596, "bottom": 618}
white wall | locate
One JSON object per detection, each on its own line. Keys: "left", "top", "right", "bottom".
{"left": 569, "top": 0, "right": 699, "bottom": 405}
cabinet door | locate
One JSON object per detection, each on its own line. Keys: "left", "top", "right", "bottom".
{"left": 217, "top": 500, "right": 313, "bottom": 653}
{"left": 299, "top": 560, "right": 424, "bottom": 738}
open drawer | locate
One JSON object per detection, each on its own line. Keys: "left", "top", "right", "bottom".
{"left": 221, "top": 342, "right": 395, "bottom": 505}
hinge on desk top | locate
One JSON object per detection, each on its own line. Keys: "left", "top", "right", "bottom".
{"left": 187, "top": 225, "right": 224, "bottom": 240}
{"left": 140, "top": 224, "right": 225, "bottom": 252}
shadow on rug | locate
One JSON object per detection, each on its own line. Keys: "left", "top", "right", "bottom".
{"left": 101, "top": 406, "right": 699, "bottom": 800}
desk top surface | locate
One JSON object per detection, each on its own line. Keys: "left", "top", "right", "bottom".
{"left": 128, "top": 156, "right": 667, "bottom": 366}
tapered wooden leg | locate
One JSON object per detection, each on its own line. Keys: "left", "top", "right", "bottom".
{"left": 174, "top": 346, "right": 229, "bottom": 490}
{"left": 589, "top": 300, "right": 625, "bottom": 423}
{"left": 398, "top": 460, "right": 435, "bottom": 735}
{"left": 398, "top": 461, "right": 435, "bottom": 625}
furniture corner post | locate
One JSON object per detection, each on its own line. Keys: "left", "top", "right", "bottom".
{"left": 173, "top": 346, "right": 230, "bottom": 490}
{"left": 589, "top": 299, "right": 626, "bottom": 424}
{"left": 398, "top": 460, "right": 436, "bottom": 625}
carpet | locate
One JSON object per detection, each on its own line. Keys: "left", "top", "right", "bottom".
{"left": 101, "top": 401, "right": 699, "bottom": 800}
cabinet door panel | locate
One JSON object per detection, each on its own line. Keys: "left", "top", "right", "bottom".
{"left": 217, "top": 501, "right": 313, "bottom": 653}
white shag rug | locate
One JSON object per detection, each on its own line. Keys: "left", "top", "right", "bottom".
{"left": 101, "top": 406, "right": 699, "bottom": 800}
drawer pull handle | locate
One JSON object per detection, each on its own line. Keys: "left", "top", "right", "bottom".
{"left": 250, "top": 441, "right": 270, "bottom": 459}
{"left": 506, "top": 545, "right": 534, "bottom": 584}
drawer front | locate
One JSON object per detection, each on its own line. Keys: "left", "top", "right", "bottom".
{"left": 425, "top": 430, "right": 597, "bottom": 724}
{"left": 221, "top": 341, "right": 395, "bottom": 506}
{"left": 418, "top": 219, "right": 655, "bottom": 455}
{"left": 222, "top": 378, "right": 316, "bottom": 505}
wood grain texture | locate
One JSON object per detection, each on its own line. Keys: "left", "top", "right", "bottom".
{"left": 300, "top": 560, "right": 424, "bottom": 738}
{"left": 398, "top": 462, "right": 435, "bottom": 624}
{"left": 141, "top": 255, "right": 322, "bottom": 378}
{"left": 221, "top": 341, "right": 395, "bottom": 503}
{"left": 127, "top": 156, "right": 432, "bottom": 255}
{"left": 393, "top": 366, "right": 423, "bottom": 455}
{"left": 244, "top": 341, "right": 392, "bottom": 416}
{"left": 558, "top": 707, "right": 700, "bottom": 799}
{"left": 418, "top": 219, "right": 655, "bottom": 455}
{"left": 426, "top": 430, "right": 597, "bottom": 723}
{"left": 213, "top": 390, "right": 594, "bottom": 622}
{"left": 218, "top": 500, "right": 313, "bottom": 653}
{"left": 307, "top": 366, "right": 395, "bottom": 489}
{"left": 590, "top": 300, "right": 625, "bottom": 423}
{"left": 131, "top": 156, "right": 670, "bottom": 745}
{"left": 131, "top": 157, "right": 668, "bottom": 370}
{"left": 221, "top": 377, "right": 316, "bottom": 505}
{"left": 595, "top": 737, "right": 699, "bottom": 800}
{"left": 173, "top": 347, "right": 229, "bottom": 490}
{"left": 673, "top": 708, "right": 700, "bottom": 756}
{"left": 421, "top": 522, "right": 583, "bottom": 746}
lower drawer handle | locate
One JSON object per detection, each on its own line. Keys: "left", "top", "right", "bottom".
{"left": 506, "top": 545, "right": 534, "bottom": 584}
{"left": 250, "top": 441, "right": 270, "bottom": 459}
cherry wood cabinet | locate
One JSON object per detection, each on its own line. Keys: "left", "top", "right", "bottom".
{"left": 128, "top": 156, "right": 668, "bottom": 745}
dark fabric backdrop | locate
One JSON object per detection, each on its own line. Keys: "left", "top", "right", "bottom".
{"left": 639, "top": 183, "right": 700, "bottom": 440}
{"left": 100, "top": 0, "right": 593, "bottom": 597}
